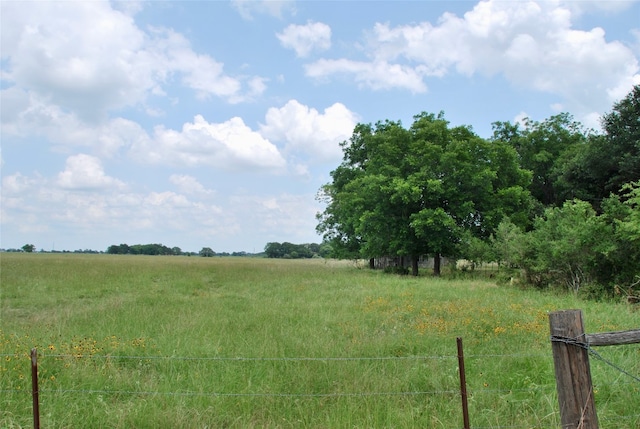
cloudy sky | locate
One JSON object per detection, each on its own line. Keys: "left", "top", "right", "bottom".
{"left": 1, "top": 0, "right": 639, "bottom": 253}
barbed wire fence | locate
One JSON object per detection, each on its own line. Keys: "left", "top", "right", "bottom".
{"left": 2, "top": 338, "right": 639, "bottom": 429}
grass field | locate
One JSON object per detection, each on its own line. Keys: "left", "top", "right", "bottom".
{"left": 1, "top": 253, "right": 638, "bottom": 428}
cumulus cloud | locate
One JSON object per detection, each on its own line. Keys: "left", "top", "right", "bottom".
{"left": 56, "top": 154, "right": 126, "bottom": 190}
{"left": 0, "top": 1, "right": 264, "bottom": 122}
{"left": 260, "top": 100, "right": 359, "bottom": 162}
{"left": 131, "top": 115, "right": 286, "bottom": 171}
{"left": 305, "top": 0, "right": 639, "bottom": 119}
{"left": 277, "top": 21, "right": 332, "bottom": 57}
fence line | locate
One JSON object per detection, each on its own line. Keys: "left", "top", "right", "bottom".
{"left": 4, "top": 344, "right": 638, "bottom": 429}
{"left": 13, "top": 387, "right": 462, "bottom": 397}
{"left": 1, "top": 351, "right": 552, "bottom": 360}
{"left": 4, "top": 350, "right": 635, "bottom": 398}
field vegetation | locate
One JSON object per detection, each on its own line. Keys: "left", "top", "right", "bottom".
{"left": 1, "top": 253, "right": 638, "bottom": 428}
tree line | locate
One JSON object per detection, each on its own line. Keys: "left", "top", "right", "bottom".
{"left": 106, "top": 243, "right": 255, "bottom": 257}
{"left": 317, "top": 85, "right": 640, "bottom": 298}
{"left": 263, "top": 242, "right": 330, "bottom": 259}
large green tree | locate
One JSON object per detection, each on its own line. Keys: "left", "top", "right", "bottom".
{"left": 317, "top": 112, "right": 532, "bottom": 276}
{"left": 492, "top": 113, "right": 587, "bottom": 209}
{"left": 557, "top": 85, "right": 640, "bottom": 209}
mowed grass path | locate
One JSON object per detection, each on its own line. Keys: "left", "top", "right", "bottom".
{"left": 1, "top": 254, "right": 638, "bottom": 428}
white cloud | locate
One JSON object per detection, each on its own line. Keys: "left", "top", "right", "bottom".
{"left": 1, "top": 1, "right": 149, "bottom": 121}
{"left": 150, "top": 27, "right": 242, "bottom": 101}
{"left": 56, "top": 154, "right": 126, "bottom": 190}
{"left": 277, "top": 21, "right": 331, "bottom": 57}
{"left": 132, "top": 115, "right": 286, "bottom": 171}
{"left": 260, "top": 100, "right": 359, "bottom": 162}
{"left": 0, "top": 1, "right": 263, "bottom": 122}
{"left": 305, "top": 0, "right": 639, "bottom": 121}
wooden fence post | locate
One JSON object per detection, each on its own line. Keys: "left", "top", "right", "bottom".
{"left": 549, "top": 310, "right": 598, "bottom": 429}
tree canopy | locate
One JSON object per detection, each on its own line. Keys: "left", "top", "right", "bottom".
{"left": 557, "top": 85, "right": 640, "bottom": 209}
{"left": 491, "top": 112, "right": 588, "bottom": 209}
{"left": 317, "top": 85, "right": 639, "bottom": 296}
{"left": 317, "top": 112, "right": 532, "bottom": 275}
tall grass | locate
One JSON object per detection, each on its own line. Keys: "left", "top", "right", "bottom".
{"left": 1, "top": 253, "right": 638, "bottom": 428}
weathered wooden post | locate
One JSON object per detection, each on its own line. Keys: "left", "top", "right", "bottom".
{"left": 549, "top": 310, "right": 599, "bottom": 429}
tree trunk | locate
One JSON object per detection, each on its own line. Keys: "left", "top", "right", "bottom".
{"left": 433, "top": 253, "right": 441, "bottom": 276}
{"left": 411, "top": 255, "right": 419, "bottom": 276}
{"left": 369, "top": 258, "right": 375, "bottom": 270}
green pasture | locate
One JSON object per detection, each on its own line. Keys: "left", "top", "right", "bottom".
{"left": 1, "top": 253, "right": 638, "bottom": 428}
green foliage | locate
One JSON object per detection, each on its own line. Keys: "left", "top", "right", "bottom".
{"left": 487, "top": 86, "right": 640, "bottom": 298}
{"left": 600, "top": 85, "right": 640, "bottom": 193}
{"left": 107, "top": 243, "right": 175, "bottom": 255}
{"left": 488, "top": 185, "right": 640, "bottom": 297}
{"left": 264, "top": 242, "right": 324, "bottom": 259}
{"left": 318, "top": 112, "right": 532, "bottom": 275}
{"left": 492, "top": 113, "right": 587, "bottom": 207}
{"left": 199, "top": 247, "right": 215, "bottom": 257}
{"left": 491, "top": 217, "right": 529, "bottom": 269}
{"left": 460, "top": 233, "right": 495, "bottom": 268}
{"left": 21, "top": 243, "right": 35, "bottom": 253}
{"left": 556, "top": 84, "right": 640, "bottom": 208}
{"left": 525, "top": 200, "right": 614, "bottom": 292}
{"left": 597, "top": 181, "right": 640, "bottom": 289}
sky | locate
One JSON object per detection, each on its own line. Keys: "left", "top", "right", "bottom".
{"left": 1, "top": 0, "right": 639, "bottom": 253}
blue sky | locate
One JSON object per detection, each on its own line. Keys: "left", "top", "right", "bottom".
{"left": 1, "top": 0, "right": 639, "bottom": 253}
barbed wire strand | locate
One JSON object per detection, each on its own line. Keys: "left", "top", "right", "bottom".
{"left": 2, "top": 387, "right": 459, "bottom": 397}
{"left": 588, "top": 347, "right": 640, "bottom": 383}
{"left": 551, "top": 335, "right": 640, "bottom": 383}
{"left": 0, "top": 351, "right": 552, "bottom": 361}
{"left": 3, "top": 353, "right": 455, "bottom": 361}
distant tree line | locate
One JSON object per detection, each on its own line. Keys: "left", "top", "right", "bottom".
{"left": 105, "top": 243, "right": 258, "bottom": 257}
{"left": 107, "top": 243, "right": 178, "bottom": 255}
{"left": 317, "top": 85, "right": 640, "bottom": 299}
{"left": 264, "top": 242, "right": 331, "bottom": 259}
{"left": 0, "top": 245, "right": 103, "bottom": 253}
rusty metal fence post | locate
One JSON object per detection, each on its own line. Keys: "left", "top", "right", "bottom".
{"left": 31, "top": 348, "right": 40, "bottom": 429}
{"left": 457, "top": 337, "right": 470, "bottom": 429}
